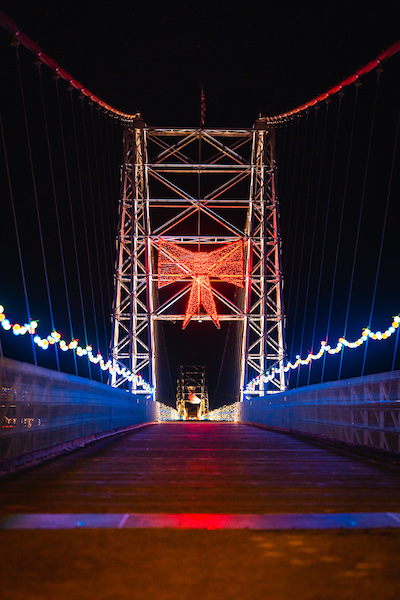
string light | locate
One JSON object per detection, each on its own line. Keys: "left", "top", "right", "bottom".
{"left": 3, "top": 303, "right": 397, "bottom": 396}
{"left": 0, "top": 304, "right": 153, "bottom": 393}
{"left": 204, "top": 403, "right": 239, "bottom": 421}
{"left": 245, "top": 316, "right": 400, "bottom": 392}
{"left": 157, "top": 403, "right": 181, "bottom": 421}
{"left": 158, "top": 239, "right": 244, "bottom": 328}
{"left": 156, "top": 401, "right": 239, "bottom": 422}
{"left": 0, "top": 305, "right": 38, "bottom": 336}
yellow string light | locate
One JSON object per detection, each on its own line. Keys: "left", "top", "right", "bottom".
{"left": 0, "top": 304, "right": 153, "bottom": 393}
{"left": 205, "top": 403, "right": 239, "bottom": 421}
{"left": 2, "top": 304, "right": 398, "bottom": 396}
{"left": 245, "top": 316, "right": 400, "bottom": 392}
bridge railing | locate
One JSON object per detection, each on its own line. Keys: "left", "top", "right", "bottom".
{"left": 241, "top": 371, "right": 400, "bottom": 454}
{"left": 0, "top": 357, "right": 156, "bottom": 472}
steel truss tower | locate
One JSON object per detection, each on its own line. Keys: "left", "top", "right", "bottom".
{"left": 244, "top": 120, "right": 286, "bottom": 395}
{"left": 110, "top": 116, "right": 286, "bottom": 399}
{"left": 176, "top": 365, "right": 209, "bottom": 419}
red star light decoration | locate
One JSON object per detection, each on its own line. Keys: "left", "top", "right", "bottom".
{"left": 157, "top": 239, "right": 244, "bottom": 328}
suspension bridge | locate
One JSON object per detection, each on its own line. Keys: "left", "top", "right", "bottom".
{"left": 0, "top": 9, "right": 400, "bottom": 599}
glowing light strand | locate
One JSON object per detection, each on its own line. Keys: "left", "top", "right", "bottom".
{"left": 204, "top": 403, "right": 239, "bottom": 422}
{"left": 245, "top": 316, "right": 400, "bottom": 392}
{"left": 265, "top": 40, "right": 400, "bottom": 123}
{"left": 0, "top": 304, "right": 153, "bottom": 393}
{"left": 0, "top": 10, "right": 138, "bottom": 123}
{"left": 158, "top": 239, "right": 244, "bottom": 328}
{"left": 156, "top": 403, "right": 180, "bottom": 422}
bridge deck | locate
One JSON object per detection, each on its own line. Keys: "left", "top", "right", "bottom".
{"left": 1, "top": 422, "right": 400, "bottom": 599}
{"left": 1, "top": 422, "right": 400, "bottom": 514}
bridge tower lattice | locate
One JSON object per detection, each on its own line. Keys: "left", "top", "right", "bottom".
{"left": 109, "top": 116, "right": 286, "bottom": 399}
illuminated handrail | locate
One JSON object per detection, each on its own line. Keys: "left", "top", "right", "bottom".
{"left": 241, "top": 370, "right": 400, "bottom": 454}
{"left": 0, "top": 357, "right": 156, "bottom": 471}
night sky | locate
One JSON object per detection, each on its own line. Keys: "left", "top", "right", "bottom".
{"left": 1, "top": 1, "right": 399, "bottom": 407}
{"left": 1, "top": 1, "right": 399, "bottom": 125}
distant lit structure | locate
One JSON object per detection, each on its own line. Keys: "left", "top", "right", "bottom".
{"left": 176, "top": 365, "right": 209, "bottom": 420}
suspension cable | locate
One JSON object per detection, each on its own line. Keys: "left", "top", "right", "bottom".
{"left": 328, "top": 84, "right": 360, "bottom": 379}
{"left": 1, "top": 10, "right": 399, "bottom": 126}
{"left": 80, "top": 99, "right": 112, "bottom": 381}
{"left": 318, "top": 94, "right": 343, "bottom": 382}
{"left": 76, "top": 94, "right": 103, "bottom": 369}
{"left": 282, "top": 119, "right": 302, "bottom": 387}
{"left": 306, "top": 102, "right": 330, "bottom": 383}
{"left": 266, "top": 41, "right": 400, "bottom": 123}
{"left": 313, "top": 96, "right": 342, "bottom": 382}
{"left": 362, "top": 94, "right": 400, "bottom": 375}
{"left": 15, "top": 46, "right": 59, "bottom": 369}
{"left": 0, "top": 9, "right": 138, "bottom": 123}
{"left": 284, "top": 113, "right": 311, "bottom": 385}
{"left": 0, "top": 109, "right": 37, "bottom": 365}
{"left": 96, "top": 111, "right": 119, "bottom": 282}
{"left": 68, "top": 89, "right": 98, "bottom": 378}
{"left": 282, "top": 118, "right": 300, "bottom": 279}
{"left": 340, "top": 71, "right": 381, "bottom": 378}
{"left": 286, "top": 116, "right": 310, "bottom": 378}
{"left": 55, "top": 77, "right": 91, "bottom": 377}
{"left": 36, "top": 61, "right": 77, "bottom": 373}
{"left": 292, "top": 107, "right": 318, "bottom": 386}
{"left": 89, "top": 105, "right": 114, "bottom": 358}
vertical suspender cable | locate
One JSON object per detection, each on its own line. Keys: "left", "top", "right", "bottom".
{"left": 76, "top": 95, "right": 103, "bottom": 376}
{"left": 68, "top": 90, "right": 99, "bottom": 378}
{"left": 339, "top": 71, "right": 381, "bottom": 378}
{"left": 103, "top": 114, "right": 120, "bottom": 243}
{"left": 280, "top": 118, "right": 297, "bottom": 276}
{"left": 0, "top": 108, "right": 37, "bottom": 365}
{"left": 96, "top": 110, "right": 117, "bottom": 303}
{"left": 89, "top": 106, "right": 114, "bottom": 356}
{"left": 284, "top": 117, "right": 307, "bottom": 381}
{"left": 305, "top": 105, "right": 329, "bottom": 385}
{"left": 285, "top": 112, "right": 310, "bottom": 387}
{"left": 282, "top": 118, "right": 300, "bottom": 292}
{"left": 55, "top": 78, "right": 91, "bottom": 377}
{"left": 15, "top": 47, "right": 59, "bottom": 369}
{"left": 307, "top": 102, "right": 330, "bottom": 383}
{"left": 281, "top": 118, "right": 301, "bottom": 386}
{"left": 324, "top": 84, "right": 359, "bottom": 380}
{"left": 308, "top": 97, "right": 342, "bottom": 384}
{"left": 37, "top": 64, "right": 77, "bottom": 374}
{"left": 318, "top": 94, "right": 343, "bottom": 382}
{"left": 308, "top": 96, "right": 342, "bottom": 384}
{"left": 293, "top": 108, "right": 318, "bottom": 386}
{"left": 362, "top": 96, "right": 400, "bottom": 375}
{"left": 390, "top": 111, "right": 400, "bottom": 373}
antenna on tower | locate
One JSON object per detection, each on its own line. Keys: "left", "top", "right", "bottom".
{"left": 200, "top": 85, "right": 206, "bottom": 127}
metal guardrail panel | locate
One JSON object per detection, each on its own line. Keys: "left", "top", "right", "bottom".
{"left": 0, "top": 357, "right": 156, "bottom": 463}
{"left": 240, "top": 370, "right": 400, "bottom": 453}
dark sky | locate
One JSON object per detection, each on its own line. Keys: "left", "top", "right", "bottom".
{"left": 1, "top": 0, "right": 399, "bottom": 126}
{"left": 1, "top": 1, "right": 399, "bottom": 406}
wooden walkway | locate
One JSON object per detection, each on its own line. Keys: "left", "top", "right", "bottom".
{"left": 1, "top": 422, "right": 400, "bottom": 514}
{"left": 1, "top": 422, "right": 400, "bottom": 600}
